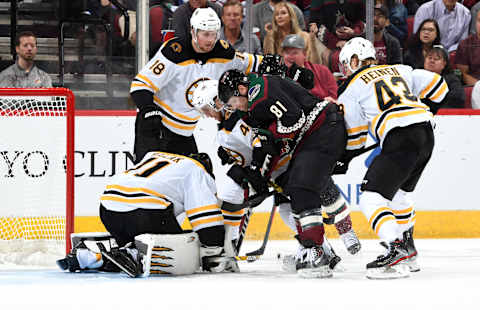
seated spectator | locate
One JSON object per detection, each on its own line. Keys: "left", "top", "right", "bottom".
{"left": 0, "top": 31, "right": 52, "bottom": 88}
{"left": 375, "top": 0, "right": 408, "bottom": 44}
{"left": 413, "top": 0, "right": 471, "bottom": 52}
{"left": 263, "top": 1, "right": 323, "bottom": 63}
{"left": 253, "top": 0, "right": 306, "bottom": 43}
{"left": 424, "top": 45, "right": 465, "bottom": 108}
{"left": 471, "top": 1, "right": 480, "bottom": 34}
{"left": 404, "top": 18, "right": 441, "bottom": 69}
{"left": 373, "top": 5, "right": 403, "bottom": 65}
{"left": 220, "top": 0, "right": 262, "bottom": 54}
{"left": 281, "top": 34, "right": 338, "bottom": 99}
{"left": 172, "top": 0, "right": 222, "bottom": 41}
{"left": 456, "top": 12, "right": 480, "bottom": 88}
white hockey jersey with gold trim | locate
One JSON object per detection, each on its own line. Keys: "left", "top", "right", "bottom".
{"left": 337, "top": 64, "right": 448, "bottom": 150}
{"left": 130, "top": 37, "right": 263, "bottom": 137}
{"left": 100, "top": 152, "right": 222, "bottom": 232}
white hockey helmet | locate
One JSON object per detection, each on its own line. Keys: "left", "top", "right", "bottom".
{"left": 192, "top": 79, "right": 223, "bottom": 115}
{"left": 339, "top": 37, "right": 376, "bottom": 76}
{"left": 190, "top": 7, "right": 221, "bottom": 34}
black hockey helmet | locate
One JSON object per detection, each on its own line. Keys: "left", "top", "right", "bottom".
{"left": 257, "top": 54, "right": 287, "bottom": 77}
{"left": 218, "top": 69, "right": 249, "bottom": 104}
{"left": 189, "top": 152, "right": 214, "bottom": 178}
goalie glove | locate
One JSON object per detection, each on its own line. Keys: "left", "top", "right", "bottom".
{"left": 139, "top": 106, "right": 163, "bottom": 137}
{"left": 286, "top": 63, "right": 314, "bottom": 90}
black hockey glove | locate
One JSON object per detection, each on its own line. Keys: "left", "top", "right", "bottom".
{"left": 227, "top": 165, "right": 249, "bottom": 189}
{"left": 139, "top": 106, "right": 163, "bottom": 137}
{"left": 217, "top": 146, "right": 236, "bottom": 165}
{"left": 286, "top": 63, "right": 314, "bottom": 90}
{"left": 332, "top": 149, "right": 364, "bottom": 175}
{"left": 226, "top": 165, "right": 269, "bottom": 195}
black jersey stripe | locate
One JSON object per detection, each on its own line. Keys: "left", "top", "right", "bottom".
{"left": 426, "top": 76, "right": 445, "bottom": 99}
{"left": 374, "top": 106, "right": 414, "bottom": 141}
{"left": 188, "top": 210, "right": 223, "bottom": 221}
{"left": 371, "top": 210, "right": 395, "bottom": 230}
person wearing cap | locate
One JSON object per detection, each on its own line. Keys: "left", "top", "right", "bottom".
{"left": 374, "top": 0, "right": 408, "bottom": 44}
{"left": 424, "top": 45, "right": 465, "bottom": 108}
{"left": 281, "top": 34, "right": 338, "bottom": 99}
{"left": 373, "top": 5, "right": 402, "bottom": 65}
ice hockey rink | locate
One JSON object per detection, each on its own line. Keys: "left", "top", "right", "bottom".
{"left": 1, "top": 238, "right": 478, "bottom": 310}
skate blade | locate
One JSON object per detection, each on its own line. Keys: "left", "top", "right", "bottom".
{"left": 297, "top": 266, "right": 333, "bottom": 279}
{"left": 406, "top": 258, "right": 420, "bottom": 272}
{"left": 366, "top": 264, "right": 410, "bottom": 280}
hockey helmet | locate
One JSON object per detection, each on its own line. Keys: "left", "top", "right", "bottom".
{"left": 190, "top": 8, "right": 221, "bottom": 34}
{"left": 189, "top": 152, "right": 214, "bottom": 177}
{"left": 339, "top": 37, "right": 376, "bottom": 76}
{"left": 257, "top": 54, "right": 287, "bottom": 77}
{"left": 192, "top": 79, "right": 223, "bottom": 115}
{"left": 218, "top": 69, "right": 249, "bottom": 104}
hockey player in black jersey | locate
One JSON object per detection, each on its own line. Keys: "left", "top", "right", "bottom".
{"left": 218, "top": 69, "right": 348, "bottom": 278}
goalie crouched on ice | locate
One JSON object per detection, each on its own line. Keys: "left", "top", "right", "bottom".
{"left": 57, "top": 152, "right": 238, "bottom": 276}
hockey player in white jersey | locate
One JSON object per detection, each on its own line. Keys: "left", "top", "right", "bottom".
{"left": 57, "top": 152, "right": 238, "bottom": 277}
{"left": 336, "top": 37, "right": 449, "bottom": 279}
{"left": 130, "top": 7, "right": 263, "bottom": 163}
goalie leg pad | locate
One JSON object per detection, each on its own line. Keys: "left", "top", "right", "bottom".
{"left": 134, "top": 232, "right": 200, "bottom": 276}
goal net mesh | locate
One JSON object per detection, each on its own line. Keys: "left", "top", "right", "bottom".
{"left": 0, "top": 89, "right": 74, "bottom": 266}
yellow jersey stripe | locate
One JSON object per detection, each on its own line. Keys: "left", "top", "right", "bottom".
{"left": 136, "top": 74, "right": 159, "bottom": 92}
{"left": 186, "top": 204, "right": 220, "bottom": 216}
{"left": 189, "top": 216, "right": 224, "bottom": 228}
{"left": 106, "top": 184, "right": 166, "bottom": 199}
{"left": 420, "top": 74, "right": 440, "bottom": 98}
{"left": 378, "top": 109, "right": 430, "bottom": 138}
{"left": 392, "top": 207, "right": 413, "bottom": 215}
{"left": 347, "top": 136, "right": 367, "bottom": 147}
{"left": 430, "top": 82, "right": 448, "bottom": 101}
{"left": 100, "top": 196, "right": 170, "bottom": 206}
{"left": 222, "top": 209, "right": 244, "bottom": 216}
{"left": 153, "top": 96, "right": 201, "bottom": 121}
{"left": 224, "top": 220, "right": 240, "bottom": 226}
{"left": 177, "top": 59, "right": 198, "bottom": 66}
{"left": 246, "top": 54, "right": 254, "bottom": 74}
{"left": 347, "top": 125, "right": 369, "bottom": 134}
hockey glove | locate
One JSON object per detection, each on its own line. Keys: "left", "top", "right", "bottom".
{"left": 217, "top": 146, "right": 236, "bottom": 165}
{"left": 332, "top": 149, "right": 365, "bottom": 175}
{"left": 286, "top": 63, "right": 314, "bottom": 90}
{"left": 139, "top": 106, "right": 163, "bottom": 137}
{"left": 226, "top": 165, "right": 269, "bottom": 195}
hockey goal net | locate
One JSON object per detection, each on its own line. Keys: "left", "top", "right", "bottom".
{"left": 0, "top": 88, "right": 74, "bottom": 266}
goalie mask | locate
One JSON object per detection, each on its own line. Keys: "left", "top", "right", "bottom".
{"left": 257, "top": 54, "right": 287, "bottom": 77}
{"left": 218, "top": 69, "right": 249, "bottom": 108}
{"left": 189, "top": 152, "right": 214, "bottom": 178}
{"left": 339, "top": 37, "right": 376, "bottom": 76}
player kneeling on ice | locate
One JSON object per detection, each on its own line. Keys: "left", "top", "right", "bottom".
{"left": 216, "top": 68, "right": 348, "bottom": 278}
{"left": 336, "top": 37, "right": 449, "bottom": 279}
{"left": 57, "top": 152, "right": 238, "bottom": 277}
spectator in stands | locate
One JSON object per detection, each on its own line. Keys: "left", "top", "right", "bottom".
{"left": 456, "top": 12, "right": 480, "bottom": 87}
{"left": 471, "top": 1, "right": 480, "bottom": 34}
{"left": 220, "top": 0, "right": 262, "bottom": 54}
{"left": 252, "top": 0, "right": 306, "bottom": 43}
{"left": 404, "top": 19, "right": 441, "bottom": 69}
{"left": 263, "top": 1, "right": 322, "bottom": 63}
{"left": 172, "top": 0, "right": 222, "bottom": 41}
{"left": 375, "top": 0, "right": 408, "bottom": 44}
{"left": 281, "top": 34, "right": 338, "bottom": 98}
{"left": 373, "top": 5, "right": 403, "bottom": 65}
{"left": 0, "top": 31, "right": 52, "bottom": 88}
{"left": 413, "top": 0, "right": 471, "bottom": 52}
{"left": 424, "top": 45, "right": 465, "bottom": 108}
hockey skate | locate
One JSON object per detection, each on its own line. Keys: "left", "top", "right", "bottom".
{"left": 403, "top": 227, "right": 420, "bottom": 272}
{"left": 340, "top": 229, "right": 361, "bottom": 255}
{"left": 281, "top": 238, "right": 342, "bottom": 274}
{"left": 366, "top": 239, "right": 410, "bottom": 280}
{"left": 56, "top": 240, "right": 87, "bottom": 272}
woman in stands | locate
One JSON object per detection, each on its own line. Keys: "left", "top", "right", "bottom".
{"left": 423, "top": 45, "right": 465, "bottom": 108}
{"left": 403, "top": 18, "right": 441, "bottom": 69}
{"left": 263, "top": 1, "right": 323, "bottom": 64}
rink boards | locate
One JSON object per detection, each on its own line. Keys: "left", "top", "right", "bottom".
{"left": 4, "top": 110, "right": 479, "bottom": 239}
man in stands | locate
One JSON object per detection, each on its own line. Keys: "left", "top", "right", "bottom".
{"left": 220, "top": 0, "right": 262, "bottom": 54}
{"left": 172, "top": 0, "right": 222, "bottom": 41}
{"left": 373, "top": 5, "right": 402, "bottom": 65}
{"left": 414, "top": 0, "right": 471, "bottom": 52}
{"left": 130, "top": 7, "right": 262, "bottom": 163}
{"left": 0, "top": 31, "right": 52, "bottom": 88}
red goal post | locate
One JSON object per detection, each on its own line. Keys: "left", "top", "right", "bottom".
{"left": 0, "top": 88, "right": 74, "bottom": 265}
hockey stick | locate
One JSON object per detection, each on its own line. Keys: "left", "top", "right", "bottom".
{"left": 245, "top": 204, "right": 277, "bottom": 260}
{"left": 234, "top": 188, "right": 251, "bottom": 254}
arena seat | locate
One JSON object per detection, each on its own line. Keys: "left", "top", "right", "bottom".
{"left": 407, "top": 16, "right": 415, "bottom": 41}
{"left": 449, "top": 51, "right": 456, "bottom": 69}
{"left": 464, "top": 86, "right": 473, "bottom": 109}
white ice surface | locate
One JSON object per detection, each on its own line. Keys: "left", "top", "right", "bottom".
{"left": 1, "top": 239, "right": 479, "bottom": 310}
